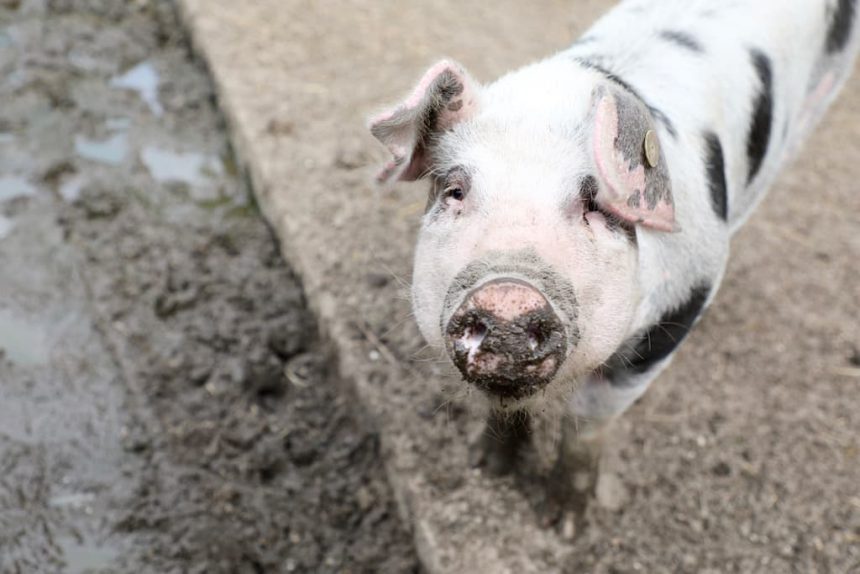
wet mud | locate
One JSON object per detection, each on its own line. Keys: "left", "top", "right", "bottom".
{"left": 0, "top": 1, "right": 417, "bottom": 572}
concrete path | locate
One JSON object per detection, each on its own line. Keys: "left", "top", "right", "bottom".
{"left": 177, "top": 1, "right": 860, "bottom": 571}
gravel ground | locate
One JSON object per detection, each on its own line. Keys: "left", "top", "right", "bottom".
{"left": 0, "top": 1, "right": 417, "bottom": 572}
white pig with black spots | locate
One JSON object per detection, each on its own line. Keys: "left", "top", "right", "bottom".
{"left": 370, "top": 0, "right": 859, "bottom": 470}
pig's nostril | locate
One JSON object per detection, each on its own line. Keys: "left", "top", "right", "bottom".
{"left": 526, "top": 320, "right": 548, "bottom": 353}
{"left": 457, "top": 313, "right": 489, "bottom": 355}
{"left": 464, "top": 321, "right": 488, "bottom": 348}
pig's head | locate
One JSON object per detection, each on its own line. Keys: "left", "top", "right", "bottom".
{"left": 369, "top": 58, "right": 675, "bottom": 411}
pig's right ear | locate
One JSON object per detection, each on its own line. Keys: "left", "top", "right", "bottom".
{"left": 368, "top": 60, "right": 480, "bottom": 184}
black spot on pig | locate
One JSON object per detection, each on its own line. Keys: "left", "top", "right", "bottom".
{"left": 437, "top": 73, "right": 465, "bottom": 101}
{"left": 703, "top": 131, "right": 728, "bottom": 221}
{"left": 659, "top": 30, "right": 705, "bottom": 53}
{"left": 606, "top": 283, "right": 712, "bottom": 381}
{"left": 645, "top": 104, "right": 678, "bottom": 138}
{"left": 613, "top": 90, "right": 674, "bottom": 212}
{"left": 613, "top": 93, "right": 649, "bottom": 172}
{"left": 747, "top": 50, "right": 774, "bottom": 184}
{"left": 645, "top": 106, "right": 677, "bottom": 139}
{"left": 827, "top": 0, "right": 856, "bottom": 54}
{"left": 423, "top": 71, "right": 464, "bottom": 134}
{"left": 574, "top": 58, "right": 678, "bottom": 138}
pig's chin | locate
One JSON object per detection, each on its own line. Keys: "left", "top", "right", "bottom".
{"left": 468, "top": 349, "right": 612, "bottom": 415}
{"left": 458, "top": 349, "right": 584, "bottom": 412}
{"left": 476, "top": 370, "right": 580, "bottom": 414}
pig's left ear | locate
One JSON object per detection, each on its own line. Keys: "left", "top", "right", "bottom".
{"left": 592, "top": 86, "right": 676, "bottom": 232}
{"left": 369, "top": 60, "right": 480, "bottom": 184}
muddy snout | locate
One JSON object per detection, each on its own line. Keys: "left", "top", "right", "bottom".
{"left": 445, "top": 279, "right": 567, "bottom": 399}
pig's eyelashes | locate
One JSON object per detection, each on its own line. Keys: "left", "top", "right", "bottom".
{"left": 442, "top": 186, "right": 466, "bottom": 207}
{"left": 583, "top": 195, "right": 601, "bottom": 217}
{"left": 579, "top": 175, "right": 602, "bottom": 220}
{"left": 578, "top": 176, "right": 632, "bottom": 237}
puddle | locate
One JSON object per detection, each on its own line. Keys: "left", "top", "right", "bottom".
{"left": 60, "top": 174, "right": 86, "bottom": 202}
{"left": 110, "top": 61, "right": 163, "bottom": 116}
{"left": 56, "top": 535, "right": 120, "bottom": 574}
{"left": 74, "top": 132, "right": 128, "bottom": 166}
{"left": 141, "top": 146, "right": 223, "bottom": 186}
{"left": 0, "top": 176, "right": 37, "bottom": 201}
{"left": 50, "top": 492, "right": 97, "bottom": 509}
{"left": 106, "top": 117, "right": 131, "bottom": 131}
{"left": 0, "top": 308, "right": 50, "bottom": 366}
{"left": 0, "top": 214, "right": 12, "bottom": 240}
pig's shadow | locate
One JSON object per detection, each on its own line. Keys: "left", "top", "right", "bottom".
{"left": 469, "top": 410, "right": 602, "bottom": 535}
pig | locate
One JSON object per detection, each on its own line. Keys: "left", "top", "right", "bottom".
{"left": 369, "top": 0, "right": 859, "bottom": 478}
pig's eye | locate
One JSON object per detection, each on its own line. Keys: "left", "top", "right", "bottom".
{"left": 437, "top": 166, "right": 471, "bottom": 211}
{"left": 443, "top": 186, "right": 465, "bottom": 205}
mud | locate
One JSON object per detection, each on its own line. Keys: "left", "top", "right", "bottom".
{"left": 0, "top": 1, "right": 416, "bottom": 572}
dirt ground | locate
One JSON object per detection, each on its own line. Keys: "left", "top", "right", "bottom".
{"left": 0, "top": 1, "right": 417, "bottom": 572}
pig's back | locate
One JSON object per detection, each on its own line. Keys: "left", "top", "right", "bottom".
{"left": 565, "top": 0, "right": 860, "bottom": 232}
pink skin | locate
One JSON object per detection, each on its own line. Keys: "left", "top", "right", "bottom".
{"left": 594, "top": 94, "right": 675, "bottom": 231}
{"left": 466, "top": 282, "right": 548, "bottom": 322}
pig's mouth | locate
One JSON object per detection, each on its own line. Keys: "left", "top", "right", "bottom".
{"left": 443, "top": 274, "right": 573, "bottom": 400}
{"left": 454, "top": 338, "right": 559, "bottom": 399}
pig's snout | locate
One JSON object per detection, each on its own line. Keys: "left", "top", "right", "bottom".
{"left": 445, "top": 279, "right": 566, "bottom": 399}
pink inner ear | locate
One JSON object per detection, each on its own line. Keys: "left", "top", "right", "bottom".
{"left": 593, "top": 94, "right": 675, "bottom": 232}
{"left": 369, "top": 60, "right": 478, "bottom": 184}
